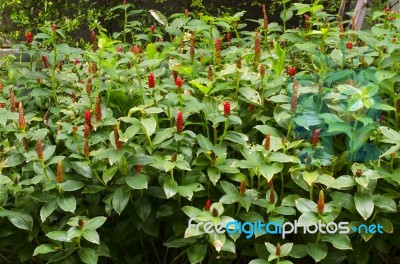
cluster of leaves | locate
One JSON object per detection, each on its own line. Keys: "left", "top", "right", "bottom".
{"left": 1, "top": 1, "right": 400, "bottom": 263}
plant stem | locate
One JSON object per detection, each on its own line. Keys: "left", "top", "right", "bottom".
{"left": 219, "top": 118, "right": 229, "bottom": 144}
{"left": 134, "top": 60, "right": 144, "bottom": 104}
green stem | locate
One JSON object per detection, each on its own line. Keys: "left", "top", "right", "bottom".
{"left": 41, "top": 160, "right": 51, "bottom": 181}
{"left": 92, "top": 169, "right": 107, "bottom": 187}
{"left": 213, "top": 126, "right": 217, "bottom": 145}
{"left": 134, "top": 60, "right": 144, "bottom": 104}
{"left": 235, "top": 71, "right": 240, "bottom": 99}
{"left": 219, "top": 118, "right": 229, "bottom": 144}
{"left": 52, "top": 44, "right": 58, "bottom": 106}
{"left": 123, "top": 9, "right": 127, "bottom": 43}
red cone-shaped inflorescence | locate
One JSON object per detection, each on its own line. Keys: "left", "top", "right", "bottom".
{"left": 226, "top": 32, "right": 231, "bottom": 46}
{"left": 291, "top": 79, "right": 298, "bottom": 112}
{"left": 260, "top": 64, "right": 265, "bottom": 79}
{"left": 346, "top": 41, "right": 353, "bottom": 49}
{"left": 205, "top": 198, "right": 211, "bottom": 211}
{"left": 239, "top": 180, "right": 246, "bottom": 195}
{"left": 185, "top": 9, "right": 189, "bottom": 17}
{"left": 0, "top": 103, "right": 4, "bottom": 108}
{"left": 42, "top": 55, "right": 49, "bottom": 68}
{"left": 84, "top": 141, "right": 90, "bottom": 158}
{"left": 190, "top": 32, "right": 195, "bottom": 58}
{"left": 176, "top": 111, "right": 184, "bottom": 134}
{"left": 57, "top": 161, "right": 64, "bottom": 183}
{"left": 317, "top": 189, "right": 325, "bottom": 214}
{"left": 224, "top": 101, "right": 230, "bottom": 116}
{"left": 305, "top": 15, "right": 310, "bottom": 40}
{"left": 92, "top": 31, "right": 97, "bottom": 51}
{"left": 262, "top": 4, "right": 268, "bottom": 30}
{"left": 95, "top": 96, "right": 102, "bottom": 122}
{"left": 249, "top": 104, "right": 255, "bottom": 111}
{"left": 312, "top": 128, "right": 321, "bottom": 147}
{"left": 114, "top": 124, "right": 123, "bottom": 150}
{"left": 148, "top": 72, "right": 155, "bottom": 88}
{"left": 288, "top": 66, "right": 296, "bottom": 77}
{"left": 37, "top": 138, "right": 43, "bottom": 160}
{"left": 269, "top": 188, "right": 275, "bottom": 204}
{"left": 208, "top": 66, "right": 214, "bottom": 81}
{"left": 132, "top": 45, "right": 140, "bottom": 57}
{"left": 276, "top": 243, "right": 281, "bottom": 256}
{"left": 175, "top": 77, "right": 184, "bottom": 89}
{"left": 51, "top": 24, "right": 57, "bottom": 31}
{"left": 86, "top": 79, "right": 91, "bottom": 95}
{"left": 351, "top": 16, "right": 356, "bottom": 30}
{"left": 215, "top": 38, "right": 221, "bottom": 65}
{"left": 72, "top": 90, "right": 77, "bottom": 103}
{"left": 264, "top": 133, "right": 271, "bottom": 150}
{"left": 10, "top": 89, "right": 15, "bottom": 112}
{"left": 135, "top": 164, "right": 142, "bottom": 173}
{"left": 254, "top": 32, "right": 261, "bottom": 64}
{"left": 172, "top": 70, "right": 178, "bottom": 82}
{"left": 26, "top": 32, "right": 33, "bottom": 44}
{"left": 236, "top": 57, "right": 242, "bottom": 69}
{"left": 150, "top": 25, "right": 155, "bottom": 33}
{"left": 19, "top": 102, "right": 26, "bottom": 131}
{"left": 84, "top": 124, "right": 90, "bottom": 139}
{"left": 339, "top": 19, "right": 344, "bottom": 39}
{"left": 85, "top": 110, "right": 91, "bottom": 128}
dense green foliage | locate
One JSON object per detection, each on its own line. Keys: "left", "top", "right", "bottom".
{"left": 1, "top": 1, "right": 400, "bottom": 263}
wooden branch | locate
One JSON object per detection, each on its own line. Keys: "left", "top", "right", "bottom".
{"left": 353, "top": 0, "right": 369, "bottom": 29}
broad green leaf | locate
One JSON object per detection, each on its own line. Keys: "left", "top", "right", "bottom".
{"left": 82, "top": 229, "right": 100, "bottom": 244}
{"left": 33, "top": 244, "right": 57, "bottom": 256}
{"left": 354, "top": 192, "right": 374, "bottom": 220}
{"left": 126, "top": 174, "right": 148, "bottom": 189}
{"left": 187, "top": 242, "right": 207, "bottom": 263}
{"left": 208, "top": 167, "right": 221, "bottom": 185}
{"left": 85, "top": 216, "right": 107, "bottom": 230}
{"left": 8, "top": 210, "right": 33, "bottom": 231}
{"left": 321, "top": 233, "right": 352, "bottom": 250}
{"left": 78, "top": 248, "right": 98, "bottom": 264}
{"left": 163, "top": 178, "right": 178, "bottom": 198}
{"left": 135, "top": 198, "right": 151, "bottom": 221}
{"left": 40, "top": 200, "right": 58, "bottom": 222}
{"left": 307, "top": 242, "right": 328, "bottom": 262}
{"left": 112, "top": 186, "right": 130, "bottom": 215}
{"left": 57, "top": 195, "right": 76, "bottom": 213}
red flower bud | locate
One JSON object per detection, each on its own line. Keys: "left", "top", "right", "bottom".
{"left": 74, "top": 58, "right": 79, "bottom": 65}
{"left": 260, "top": 64, "right": 265, "bottom": 78}
{"left": 205, "top": 199, "right": 211, "bottom": 211}
{"left": 208, "top": 66, "right": 213, "bottom": 81}
{"left": 117, "top": 46, "right": 123, "bottom": 52}
{"left": 148, "top": 72, "right": 155, "bottom": 88}
{"left": 215, "top": 38, "right": 221, "bottom": 65}
{"left": 0, "top": 103, "right": 4, "bottom": 108}
{"left": 95, "top": 96, "right": 102, "bottom": 121}
{"left": 175, "top": 77, "right": 184, "bottom": 89}
{"left": 73, "top": 126, "right": 78, "bottom": 133}
{"left": 78, "top": 218, "right": 85, "bottom": 228}
{"left": 131, "top": 45, "right": 140, "bottom": 57}
{"left": 172, "top": 70, "right": 178, "bottom": 82}
{"left": 346, "top": 41, "right": 353, "bottom": 50}
{"left": 288, "top": 66, "right": 296, "bottom": 77}
{"left": 36, "top": 78, "right": 41, "bottom": 84}
{"left": 249, "top": 104, "right": 255, "bottom": 111}
{"left": 114, "top": 124, "right": 123, "bottom": 150}
{"left": 276, "top": 243, "right": 281, "bottom": 256}
{"left": 317, "top": 190, "right": 324, "bottom": 214}
{"left": 212, "top": 208, "right": 219, "bottom": 217}
{"left": 42, "top": 55, "right": 49, "bottom": 68}
{"left": 123, "top": 0, "right": 126, "bottom": 4}
{"left": 135, "top": 164, "right": 142, "bottom": 173}
{"left": 51, "top": 24, "right": 57, "bottom": 31}
{"left": 268, "top": 179, "right": 274, "bottom": 188}
{"left": 223, "top": 101, "right": 230, "bottom": 116}
{"left": 86, "top": 78, "right": 91, "bottom": 95}
{"left": 291, "top": 79, "right": 298, "bottom": 112}
{"left": 190, "top": 32, "right": 195, "bottom": 58}
{"left": 84, "top": 141, "right": 90, "bottom": 158}
{"left": 57, "top": 161, "right": 64, "bottom": 183}
{"left": 185, "top": 9, "right": 189, "bottom": 17}
{"left": 176, "top": 111, "right": 184, "bottom": 134}
{"left": 18, "top": 102, "right": 26, "bottom": 131}
{"left": 262, "top": 4, "right": 269, "bottom": 30}
{"left": 254, "top": 32, "right": 261, "bottom": 64}
{"left": 37, "top": 138, "right": 43, "bottom": 160}
{"left": 312, "top": 128, "right": 320, "bottom": 147}
{"left": 239, "top": 180, "right": 246, "bottom": 195}
{"left": 269, "top": 188, "right": 275, "bottom": 204}
{"left": 85, "top": 110, "right": 91, "bottom": 127}
{"left": 83, "top": 124, "right": 90, "bottom": 140}
{"left": 72, "top": 90, "right": 77, "bottom": 103}
{"left": 91, "top": 31, "right": 97, "bottom": 52}
{"left": 393, "top": 37, "right": 396, "bottom": 43}
{"left": 264, "top": 133, "right": 271, "bottom": 150}
{"left": 226, "top": 32, "right": 231, "bottom": 46}
{"left": 150, "top": 25, "right": 155, "bottom": 33}
{"left": 25, "top": 32, "right": 33, "bottom": 44}
{"left": 22, "top": 137, "right": 29, "bottom": 150}
{"left": 236, "top": 57, "right": 242, "bottom": 69}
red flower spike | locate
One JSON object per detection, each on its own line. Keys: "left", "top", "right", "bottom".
{"left": 254, "top": 32, "right": 261, "bottom": 64}
{"left": 73, "top": 126, "right": 78, "bottom": 133}
{"left": 114, "top": 124, "right": 123, "bottom": 150}
{"left": 239, "top": 180, "right": 246, "bottom": 195}
{"left": 288, "top": 66, "right": 296, "bottom": 77}
{"left": 185, "top": 9, "right": 189, "bottom": 17}
{"left": 42, "top": 55, "right": 49, "bottom": 68}
{"left": 175, "top": 77, "right": 184, "bottom": 89}
{"left": 74, "top": 58, "right": 79, "bottom": 65}
{"left": 135, "top": 164, "right": 142, "bottom": 173}
{"left": 85, "top": 110, "right": 91, "bottom": 128}
{"left": 226, "top": 32, "right": 231, "bottom": 46}
{"left": 176, "top": 111, "right": 184, "bottom": 134}
{"left": 22, "top": 137, "right": 29, "bottom": 150}
{"left": 84, "top": 124, "right": 90, "bottom": 139}
{"left": 264, "top": 133, "right": 271, "bottom": 150}
{"left": 249, "top": 104, "right": 255, "bottom": 111}
{"left": 57, "top": 162, "right": 64, "bottom": 183}
{"left": 132, "top": 45, "right": 140, "bottom": 57}
{"left": 260, "top": 64, "right": 265, "bottom": 79}
{"left": 223, "top": 101, "right": 230, "bottom": 116}
{"left": 72, "top": 90, "right": 77, "bottom": 102}
{"left": 212, "top": 208, "right": 219, "bottom": 217}
{"left": 18, "top": 102, "right": 26, "bottom": 131}
{"left": 148, "top": 72, "right": 155, "bottom": 88}
{"left": 84, "top": 141, "right": 90, "bottom": 158}
{"left": 123, "top": 0, "right": 126, "bottom": 4}
{"left": 291, "top": 79, "right": 298, "bottom": 112}
{"left": 236, "top": 57, "right": 242, "bottom": 69}
{"left": 25, "top": 32, "right": 33, "bottom": 44}
{"left": 269, "top": 188, "right": 275, "bottom": 204}
{"left": 36, "top": 138, "right": 43, "bottom": 160}
{"left": 208, "top": 66, "right": 214, "bottom": 81}
{"left": 117, "top": 46, "right": 123, "bottom": 52}
{"left": 262, "top": 4, "right": 268, "bottom": 30}
{"left": 346, "top": 41, "right": 353, "bottom": 50}
{"left": 215, "top": 38, "right": 221, "bottom": 65}
{"left": 317, "top": 190, "right": 325, "bottom": 214}
{"left": 172, "top": 70, "right": 178, "bottom": 82}
{"left": 10, "top": 89, "right": 15, "bottom": 112}
{"left": 312, "top": 128, "right": 321, "bottom": 147}
{"left": 91, "top": 31, "right": 98, "bottom": 51}
{"left": 385, "top": 6, "right": 391, "bottom": 13}
{"left": 95, "top": 96, "right": 102, "bottom": 122}
{"left": 393, "top": 37, "right": 396, "bottom": 43}
{"left": 190, "top": 32, "right": 195, "bottom": 58}
{"left": 205, "top": 199, "right": 211, "bottom": 211}
{"left": 36, "top": 78, "right": 41, "bottom": 84}
{"left": 0, "top": 103, "right": 4, "bottom": 108}
{"left": 51, "top": 24, "right": 57, "bottom": 31}
{"left": 86, "top": 79, "right": 91, "bottom": 95}
{"left": 276, "top": 243, "right": 281, "bottom": 256}
{"left": 268, "top": 179, "right": 274, "bottom": 188}
{"left": 150, "top": 25, "right": 155, "bottom": 33}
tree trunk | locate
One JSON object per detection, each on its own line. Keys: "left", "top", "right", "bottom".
{"left": 353, "top": 0, "right": 369, "bottom": 29}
